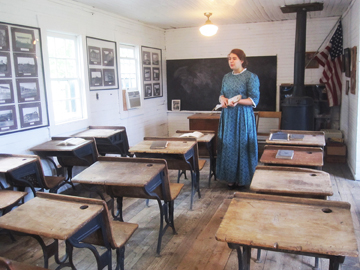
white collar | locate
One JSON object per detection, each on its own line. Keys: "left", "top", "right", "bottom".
{"left": 232, "top": 68, "right": 247, "bottom": 75}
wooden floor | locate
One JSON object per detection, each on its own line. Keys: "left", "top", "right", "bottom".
{"left": 0, "top": 160, "right": 360, "bottom": 270}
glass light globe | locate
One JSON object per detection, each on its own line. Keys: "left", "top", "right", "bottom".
{"left": 199, "top": 23, "right": 218, "bottom": 36}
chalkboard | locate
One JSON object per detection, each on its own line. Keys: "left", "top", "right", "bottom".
{"left": 166, "top": 56, "right": 277, "bottom": 111}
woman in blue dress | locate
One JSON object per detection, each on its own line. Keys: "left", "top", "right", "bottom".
{"left": 216, "top": 49, "right": 260, "bottom": 189}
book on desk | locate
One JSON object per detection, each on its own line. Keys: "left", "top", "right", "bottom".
{"left": 179, "top": 131, "right": 204, "bottom": 139}
{"left": 150, "top": 140, "right": 168, "bottom": 149}
{"left": 270, "top": 132, "right": 305, "bottom": 141}
{"left": 275, "top": 149, "right": 294, "bottom": 159}
{"left": 57, "top": 137, "right": 86, "bottom": 146}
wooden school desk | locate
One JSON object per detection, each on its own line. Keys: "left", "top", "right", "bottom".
{"left": 260, "top": 145, "right": 324, "bottom": 169}
{"left": 30, "top": 138, "right": 98, "bottom": 188}
{"left": 250, "top": 165, "right": 333, "bottom": 199}
{"left": 173, "top": 130, "right": 216, "bottom": 187}
{"left": 72, "top": 157, "right": 179, "bottom": 255}
{"left": 71, "top": 125, "right": 131, "bottom": 157}
{"left": 266, "top": 129, "right": 326, "bottom": 148}
{"left": 129, "top": 137, "right": 200, "bottom": 210}
{"left": 215, "top": 192, "right": 358, "bottom": 270}
{"left": 0, "top": 192, "right": 105, "bottom": 269}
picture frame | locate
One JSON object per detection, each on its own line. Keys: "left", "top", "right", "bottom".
{"left": 86, "top": 37, "right": 119, "bottom": 91}
{"left": 0, "top": 105, "right": 17, "bottom": 132}
{"left": 16, "top": 78, "right": 40, "bottom": 103}
{"left": 0, "top": 79, "right": 14, "bottom": 104}
{"left": 126, "top": 90, "right": 141, "bottom": 109}
{"left": 0, "top": 24, "right": 10, "bottom": 51}
{"left": 172, "top": 99, "right": 181, "bottom": 111}
{"left": 0, "top": 21, "right": 49, "bottom": 135}
{"left": 344, "top": 48, "right": 351, "bottom": 78}
{"left": 305, "top": 52, "right": 319, "bottom": 69}
{"left": 18, "top": 102, "right": 42, "bottom": 128}
{"left": 11, "top": 27, "right": 36, "bottom": 53}
{"left": 0, "top": 52, "right": 11, "bottom": 77}
{"left": 141, "top": 46, "right": 162, "bottom": 99}
{"left": 13, "top": 53, "right": 38, "bottom": 77}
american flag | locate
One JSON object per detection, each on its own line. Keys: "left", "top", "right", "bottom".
{"left": 315, "top": 21, "right": 343, "bottom": 107}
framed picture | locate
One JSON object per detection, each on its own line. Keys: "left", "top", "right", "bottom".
{"left": 16, "top": 78, "right": 40, "bottom": 103}
{"left": 305, "top": 52, "right": 319, "bottom": 69}
{"left": 0, "top": 52, "right": 11, "bottom": 77}
{"left": 141, "top": 46, "right": 162, "bottom": 99}
{"left": 0, "top": 79, "right": 14, "bottom": 104}
{"left": 0, "top": 21, "right": 48, "bottom": 135}
{"left": 144, "top": 83, "right": 152, "bottom": 98}
{"left": 0, "top": 24, "right": 10, "bottom": 51}
{"left": 86, "top": 37, "right": 119, "bottom": 90}
{"left": 13, "top": 53, "right": 38, "bottom": 77}
{"left": 0, "top": 105, "right": 17, "bottom": 132}
{"left": 18, "top": 102, "right": 42, "bottom": 128}
{"left": 344, "top": 48, "right": 351, "bottom": 78}
{"left": 11, "top": 27, "right": 36, "bottom": 53}
{"left": 89, "top": 68, "right": 103, "bottom": 87}
{"left": 172, "top": 99, "right": 181, "bottom": 111}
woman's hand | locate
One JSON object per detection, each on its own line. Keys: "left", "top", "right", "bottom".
{"left": 220, "top": 96, "right": 228, "bottom": 108}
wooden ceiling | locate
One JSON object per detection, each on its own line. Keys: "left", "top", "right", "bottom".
{"left": 72, "top": 0, "right": 352, "bottom": 29}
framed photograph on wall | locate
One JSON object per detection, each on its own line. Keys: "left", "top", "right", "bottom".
{"left": 0, "top": 105, "right": 17, "bottom": 132}
{"left": 18, "top": 102, "right": 42, "bottom": 128}
{"left": 86, "top": 37, "right": 119, "bottom": 91}
{"left": 0, "top": 21, "right": 49, "bottom": 135}
{"left": 172, "top": 99, "right": 181, "bottom": 111}
{"left": 0, "top": 24, "right": 10, "bottom": 51}
{"left": 344, "top": 48, "right": 351, "bottom": 78}
{"left": 141, "top": 46, "right": 162, "bottom": 99}
{"left": 16, "top": 78, "right": 40, "bottom": 103}
{"left": 0, "top": 79, "right": 14, "bottom": 104}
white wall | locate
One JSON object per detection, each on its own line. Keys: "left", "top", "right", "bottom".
{"left": 341, "top": 0, "right": 360, "bottom": 179}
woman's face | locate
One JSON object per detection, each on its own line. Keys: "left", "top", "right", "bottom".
{"left": 228, "top": 53, "right": 244, "bottom": 71}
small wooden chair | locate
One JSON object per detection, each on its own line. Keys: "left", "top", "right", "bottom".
{"left": 36, "top": 192, "right": 138, "bottom": 270}
{"left": 0, "top": 154, "right": 66, "bottom": 197}
{"left": 0, "top": 257, "right": 47, "bottom": 270}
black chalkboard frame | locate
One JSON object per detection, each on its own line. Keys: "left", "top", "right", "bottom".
{"left": 166, "top": 56, "right": 277, "bottom": 111}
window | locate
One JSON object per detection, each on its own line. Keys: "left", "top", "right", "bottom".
{"left": 119, "top": 45, "right": 139, "bottom": 91}
{"left": 47, "top": 33, "right": 86, "bottom": 124}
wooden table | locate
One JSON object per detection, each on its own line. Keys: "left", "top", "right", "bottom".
{"left": 260, "top": 145, "right": 324, "bottom": 169}
{"left": 0, "top": 154, "right": 40, "bottom": 195}
{"left": 71, "top": 125, "right": 131, "bottom": 157}
{"left": 172, "top": 131, "right": 216, "bottom": 187}
{"left": 72, "top": 157, "right": 172, "bottom": 255}
{"left": 0, "top": 192, "right": 106, "bottom": 269}
{"left": 129, "top": 137, "right": 200, "bottom": 210}
{"left": 30, "top": 138, "right": 97, "bottom": 188}
{"left": 250, "top": 165, "right": 333, "bottom": 199}
{"left": 215, "top": 192, "right": 358, "bottom": 270}
{"left": 266, "top": 129, "right": 326, "bottom": 148}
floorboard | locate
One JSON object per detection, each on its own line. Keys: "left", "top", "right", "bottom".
{"left": 0, "top": 160, "right": 359, "bottom": 269}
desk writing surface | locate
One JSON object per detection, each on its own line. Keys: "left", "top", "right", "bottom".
{"left": 0, "top": 196, "right": 103, "bottom": 240}
{"left": 172, "top": 132, "right": 215, "bottom": 143}
{"left": 215, "top": 193, "right": 358, "bottom": 257}
{"left": 30, "top": 139, "right": 92, "bottom": 152}
{"left": 129, "top": 140, "right": 196, "bottom": 155}
{"left": 250, "top": 165, "right": 333, "bottom": 197}
{"left": 72, "top": 160, "right": 165, "bottom": 186}
{"left": 72, "top": 128, "right": 124, "bottom": 139}
{"left": 266, "top": 130, "right": 326, "bottom": 147}
{"left": 0, "top": 156, "right": 37, "bottom": 173}
{"left": 260, "top": 145, "right": 324, "bottom": 167}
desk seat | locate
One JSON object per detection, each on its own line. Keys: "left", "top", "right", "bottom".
{"left": 0, "top": 190, "right": 27, "bottom": 214}
{"left": 0, "top": 256, "right": 47, "bottom": 270}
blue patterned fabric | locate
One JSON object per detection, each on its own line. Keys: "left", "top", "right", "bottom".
{"left": 216, "top": 70, "right": 260, "bottom": 186}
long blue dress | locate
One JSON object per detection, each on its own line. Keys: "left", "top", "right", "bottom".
{"left": 216, "top": 69, "right": 260, "bottom": 186}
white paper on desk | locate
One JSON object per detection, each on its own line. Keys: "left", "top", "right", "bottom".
{"left": 57, "top": 137, "right": 86, "bottom": 146}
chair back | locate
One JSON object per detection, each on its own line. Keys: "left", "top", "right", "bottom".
{"left": 257, "top": 111, "right": 282, "bottom": 137}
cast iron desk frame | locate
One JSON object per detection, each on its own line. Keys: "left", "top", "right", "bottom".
{"left": 71, "top": 126, "right": 131, "bottom": 157}
{"left": 129, "top": 137, "right": 200, "bottom": 210}
{"left": 30, "top": 138, "right": 97, "bottom": 189}
{"left": 173, "top": 131, "right": 216, "bottom": 187}
{"left": 0, "top": 193, "right": 111, "bottom": 270}
{"left": 72, "top": 157, "right": 172, "bottom": 255}
{"left": 215, "top": 192, "right": 358, "bottom": 270}
{"left": 0, "top": 155, "right": 43, "bottom": 196}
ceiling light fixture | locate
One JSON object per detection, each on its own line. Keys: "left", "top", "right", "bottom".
{"left": 199, "top": 12, "right": 218, "bottom": 37}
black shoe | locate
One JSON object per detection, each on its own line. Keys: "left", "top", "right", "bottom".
{"left": 227, "top": 183, "right": 237, "bottom": 190}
